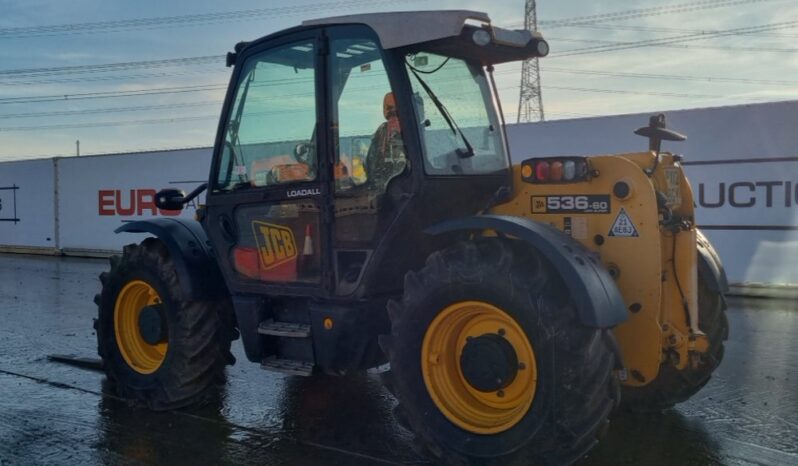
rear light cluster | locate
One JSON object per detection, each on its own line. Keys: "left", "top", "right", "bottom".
{"left": 521, "top": 157, "right": 590, "bottom": 183}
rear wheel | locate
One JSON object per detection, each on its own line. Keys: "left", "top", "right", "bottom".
{"left": 621, "top": 268, "right": 728, "bottom": 412}
{"left": 95, "top": 238, "right": 235, "bottom": 410}
{"left": 382, "top": 239, "right": 619, "bottom": 465}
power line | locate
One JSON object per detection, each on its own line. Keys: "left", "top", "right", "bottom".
{"left": 0, "top": 114, "right": 217, "bottom": 132}
{"left": 0, "top": 144, "right": 213, "bottom": 161}
{"left": 0, "top": 3, "right": 787, "bottom": 83}
{"left": 558, "top": 22, "right": 798, "bottom": 39}
{"left": 547, "top": 36, "right": 798, "bottom": 54}
{"left": 0, "top": 83, "right": 227, "bottom": 105}
{"left": 542, "top": 66, "right": 798, "bottom": 86}
{"left": 2, "top": 81, "right": 784, "bottom": 132}
{"left": 550, "top": 19, "right": 798, "bottom": 57}
{"left": 0, "top": 101, "right": 220, "bottom": 119}
{"left": 545, "top": 85, "right": 729, "bottom": 99}
{"left": 0, "top": 55, "right": 225, "bottom": 79}
{"left": 0, "top": 67, "right": 229, "bottom": 86}
{"left": 0, "top": 0, "right": 420, "bottom": 39}
{"left": 507, "top": 0, "right": 783, "bottom": 29}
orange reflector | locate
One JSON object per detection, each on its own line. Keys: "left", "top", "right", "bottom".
{"left": 521, "top": 164, "right": 533, "bottom": 179}
{"left": 550, "top": 161, "right": 563, "bottom": 181}
{"left": 324, "top": 318, "right": 334, "bottom": 330}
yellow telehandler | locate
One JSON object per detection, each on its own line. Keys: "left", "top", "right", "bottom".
{"left": 94, "top": 10, "right": 727, "bottom": 465}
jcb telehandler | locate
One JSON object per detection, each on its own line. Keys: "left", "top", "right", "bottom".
{"left": 94, "top": 10, "right": 728, "bottom": 465}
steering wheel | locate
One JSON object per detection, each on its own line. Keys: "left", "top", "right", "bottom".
{"left": 294, "top": 142, "right": 314, "bottom": 166}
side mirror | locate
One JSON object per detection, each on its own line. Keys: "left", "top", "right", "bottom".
{"left": 155, "top": 189, "right": 186, "bottom": 211}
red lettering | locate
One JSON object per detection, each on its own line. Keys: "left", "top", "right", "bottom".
{"left": 115, "top": 190, "right": 135, "bottom": 216}
{"left": 98, "top": 188, "right": 187, "bottom": 216}
{"left": 136, "top": 189, "right": 157, "bottom": 216}
{"left": 98, "top": 190, "right": 115, "bottom": 215}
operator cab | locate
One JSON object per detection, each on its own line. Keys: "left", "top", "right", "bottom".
{"left": 202, "top": 10, "right": 549, "bottom": 299}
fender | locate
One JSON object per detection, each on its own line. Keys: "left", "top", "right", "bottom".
{"left": 115, "top": 218, "right": 227, "bottom": 301}
{"left": 426, "top": 214, "right": 627, "bottom": 328}
{"left": 696, "top": 229, "right": 729, "bottom": 307}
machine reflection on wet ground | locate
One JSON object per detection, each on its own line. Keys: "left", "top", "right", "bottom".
{"left": 1, "top": 253, "right": 796, "bottom": 465}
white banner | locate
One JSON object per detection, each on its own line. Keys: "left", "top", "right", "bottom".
{"left": 57, "top": 148, "right": 211, "bottom": 252}
{"left": 0, "top": 159, "right": 56, "bottom": 249}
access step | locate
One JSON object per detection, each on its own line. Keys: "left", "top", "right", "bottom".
{"left": 257, "top": 319, "right": 311, "bottom": 338}
{"left": 260, "top": 356, "right": 314, "bottom": 376}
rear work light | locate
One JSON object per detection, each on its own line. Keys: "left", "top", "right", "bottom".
{"left": 521, "top": 157, "right": 591, "bottom": 183}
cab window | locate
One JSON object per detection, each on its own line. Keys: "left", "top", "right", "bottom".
{"left": 215, "top": 41, "right": 318, "bottom": 191}
{"left": 330, "top": 38, "right": 406, "bottom": 195}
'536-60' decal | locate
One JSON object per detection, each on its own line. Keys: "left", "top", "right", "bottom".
{"left": 531, "top": 195, "right": 611, "bottom": 214}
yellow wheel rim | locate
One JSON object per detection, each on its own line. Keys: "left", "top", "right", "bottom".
{"left": 422, "top": 301, "right": 537, "bottom": 434}
{"left": 114, "top": 280, "right": 168, "bottom": 374}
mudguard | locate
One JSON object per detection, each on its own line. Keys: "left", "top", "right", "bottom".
{"left": 426, "top": 214, "right": 628, "bottom": 328}
{"left": 115, "top": 218, "right": 227, "bottom": 301}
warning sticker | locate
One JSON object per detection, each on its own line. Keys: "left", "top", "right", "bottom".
{"left": 563, "top": 217, "right": 588, "bottom": 239}
{"left": 663, "top": 167, "right": 682, "bottom": 208}
{"left": 572, "top": 217, "right": 588, "bottom": 239}
{"left": 608, "top": 208, "right": 638, "bottom": 237}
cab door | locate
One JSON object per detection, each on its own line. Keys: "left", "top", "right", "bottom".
{"left": 204, "top": 30, "right": 333, "bottom": 296}
{"left": 324, "top": 26, "right": 414, "bottom": 296}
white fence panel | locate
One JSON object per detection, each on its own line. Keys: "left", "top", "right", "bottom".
{"left": 57, "top": 148, "right": 212, "bottom": 253}
{"left": 0, "top": 159, "right": 56, "bottom": 250}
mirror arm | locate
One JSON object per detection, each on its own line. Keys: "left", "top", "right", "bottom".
{"left": 181, "top": 183, "right": 208, "bottom": 205}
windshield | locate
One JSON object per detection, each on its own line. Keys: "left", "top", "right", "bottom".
{"left": 404, "top": 53, "right": 508, "bottom": 175}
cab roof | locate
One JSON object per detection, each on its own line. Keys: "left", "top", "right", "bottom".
{"left": 229, "top": 10, "right": 547, "bottom": 68}
{"left": 302, "top": 10, "right": 492, "bottom": 49}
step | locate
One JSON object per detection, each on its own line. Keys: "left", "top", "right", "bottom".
{"left": 260, "top": 356, "right": 314, "bottom": 376}
{"left": 257, "top": 319, "right": 311, "bottom": 338}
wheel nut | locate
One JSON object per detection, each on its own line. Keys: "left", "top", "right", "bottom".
{"left": 498, "top": 328, "right": 506, "bottom": 337}
{"left": 518, "top": 362, "right": 526, "bottom": 370}
{"left": 497, "top": 390, "right": 505, "bottom": 398}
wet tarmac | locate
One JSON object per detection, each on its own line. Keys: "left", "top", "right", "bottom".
{"left": 0, "top": 252, "right": 796, "bottom": 465}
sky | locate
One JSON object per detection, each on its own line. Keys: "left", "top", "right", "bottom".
{"left": 1, "top": 0, "right": 797, "bottom": 161}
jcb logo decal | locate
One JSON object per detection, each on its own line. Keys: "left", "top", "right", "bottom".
{"left": 252, "top": 222, "right": 297, "bottom": 270}
{"left": 532, "top": 197, "right": 547, "bottom": 213}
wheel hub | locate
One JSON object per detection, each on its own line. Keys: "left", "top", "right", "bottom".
{"left": 113, "top": 280, "right": 168, "bottom": 374}
{"left": 460, "top": 333, "right": 519, "bottom": 392}
{"left": 138, "top": 304, "right": 167, "bottom": 345}
{"left": 421, "top": 301, "right": 538, "bottom": 434}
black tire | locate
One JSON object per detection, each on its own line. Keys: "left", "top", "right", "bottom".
{"left": 381, "top": 239, "right": 620, "bottom": 466}
{"left": 94, "top": 238, "right": 235, "bottom": 410}
{"left": 621, "top": 268, "right": 728, "bottom": 412}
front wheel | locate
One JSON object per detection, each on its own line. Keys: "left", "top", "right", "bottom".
{"left": 95, "top": 238, "right": 235, "bottom": 410}
{"left": 382, "top": 239, "right": 619, "bottom": 465}
{"left": 621, "top": 268, "right": 728, "bottom": 412}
